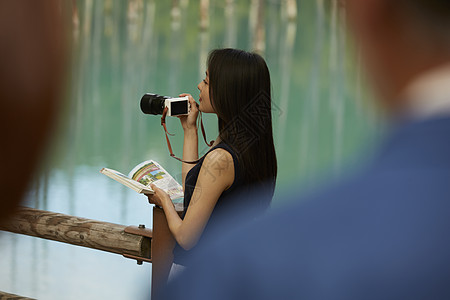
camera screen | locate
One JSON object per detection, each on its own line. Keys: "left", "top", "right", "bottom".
{"left": 170, "top": 100, "right": 189, "bottom": 116}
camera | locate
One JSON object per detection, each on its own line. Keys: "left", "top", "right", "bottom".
{"left": 140, "top": 93, "right": 190, "bottom": 116}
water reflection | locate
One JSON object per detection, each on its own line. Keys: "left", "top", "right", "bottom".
{"left": 199, "top": 0, "right": 210, "bottom": 82}
{"left": 224, "top": 0, "right": 237, "bottom": 47}
{"left": 0, "top": 1, "right": 378, "bottom": 299}
{"left": 299, "top": 0, "right": 325, "bottom": 178}
{"left": 275, "top": 5, "right": 297, "bottom": 153}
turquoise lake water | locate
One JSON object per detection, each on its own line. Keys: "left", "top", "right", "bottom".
{"left": 0, "top": 1, "right": 381, "bottom": 299}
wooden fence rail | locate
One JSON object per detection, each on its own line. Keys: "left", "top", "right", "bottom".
{"left": 0, "top": 206, "right": 176, "bottom": 299}
{"left": 0, "top": 290, "right": 36, "bottom": 300}
{"left": 0, "top": 207, "right": 151, "bottom": 261}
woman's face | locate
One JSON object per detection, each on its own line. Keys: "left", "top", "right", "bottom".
{"left": 197, "top": 70, "right": 215, "bottom": 113}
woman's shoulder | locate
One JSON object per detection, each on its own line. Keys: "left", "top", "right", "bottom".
{"left": 203, "top": 147, "right": 234, "bottom": 167}
{"left": 198, "top": 147, "right": 235, "bottom": 189}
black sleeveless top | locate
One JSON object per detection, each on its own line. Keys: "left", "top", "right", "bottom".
{"left": 172, "top": 142, "right": 272, "bottom": 266}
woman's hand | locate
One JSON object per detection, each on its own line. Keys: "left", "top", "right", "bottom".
{"left": 178, "top": 93, "right": 199, "bottom": 131}
{"left": 147, "top": 184, "right": 172, "bottom": 208}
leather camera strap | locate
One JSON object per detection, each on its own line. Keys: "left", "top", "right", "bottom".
{"left": 161, "top": 107, "right": 213, "bottom": 164}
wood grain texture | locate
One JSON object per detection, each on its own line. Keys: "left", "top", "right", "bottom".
{"left": 0, "top": 290, "right": 36, "bottom": 300}
{"left": 0, "top": 207, "right": 151, "bottom": 259}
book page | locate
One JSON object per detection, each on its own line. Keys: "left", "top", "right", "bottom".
{"left": 129, "top": 160, "right": 184, "bottom": 201}
{"left": 100, "top": 168, "right": 154, "bottom": 194}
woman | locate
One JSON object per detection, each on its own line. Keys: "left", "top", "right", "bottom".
{"left": 148, "top": 48, "right": 277, "bottom": 273}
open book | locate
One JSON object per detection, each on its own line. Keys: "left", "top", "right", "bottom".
{"left": 100, "top": 160, "right": 184, "bottom": 208}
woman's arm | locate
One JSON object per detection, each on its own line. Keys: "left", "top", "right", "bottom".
{"left": 178, "top": 93, "right": 199, "bottom": 189}
{"left": 181, "top": 128, "right": 198, "bottom": 189}
{"left": 148, "top": 148, "right": 234, "bottom": 250}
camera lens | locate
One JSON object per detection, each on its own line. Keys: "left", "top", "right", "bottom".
{"left": 140, "top": 93, "right": 169, "bottom": 115}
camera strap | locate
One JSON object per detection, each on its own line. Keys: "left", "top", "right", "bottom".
{"left": 161, "top": 107, "right": 213, "bottom": 164}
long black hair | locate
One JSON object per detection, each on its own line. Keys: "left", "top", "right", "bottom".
{"left": 207, "top": 48, "right": 277, "bottom": 195}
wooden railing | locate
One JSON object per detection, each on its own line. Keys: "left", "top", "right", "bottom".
{"left": 0, "top": 290, "right": 35, "bottom": 300}
{"left": 0, "top": 206, "right": 175, "bottom": 299}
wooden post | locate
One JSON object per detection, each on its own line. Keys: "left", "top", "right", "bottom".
{"left": 151, "top": 206, "right": 177, "bottom": 300}
{"left": 0, "top": 207, "right": 151, "bottom": 260}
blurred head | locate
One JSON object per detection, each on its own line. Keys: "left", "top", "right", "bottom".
{"left": 345, "top": 0, "right": 450, "bottom": 114}
{"left": 205, "top": 48, "right": 277, "bottom": 192}
{"left": 0, "top": 1, "right": 66, "bottom": 222}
